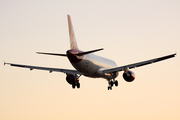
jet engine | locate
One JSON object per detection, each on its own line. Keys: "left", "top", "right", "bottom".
{"left": 123, "top": 71, "right": 135, "bottom": 82}
{"left": 66, "top": 74, "right": 76, "bottom": 85}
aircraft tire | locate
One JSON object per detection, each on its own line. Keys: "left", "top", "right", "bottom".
{"left": 115, "top": 81, "right": 118, "bottom": 87}
{"left": 110, "top": 81, "right": 114, "bottom": 87}
{"left": 77, "top": 82, "right": 80, "bottom": 88}
{"left": 108, "top": 86, "right": 112, "bottom": 90}
{"left": 72, "top": 84, "right": 76, "bottom": 89}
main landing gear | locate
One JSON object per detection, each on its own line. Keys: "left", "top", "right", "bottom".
{"left": 108, "top": 79, "right": 118, "bottom": 90}
{"left": 108, "top": 72, "right": 118, "bottom": 90}
{"left": 72, "top": 74, "right": 81, "bottom": 89}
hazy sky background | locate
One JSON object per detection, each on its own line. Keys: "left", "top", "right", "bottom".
{"left": 0, "top": 0, "right": 180, "bottom": 120}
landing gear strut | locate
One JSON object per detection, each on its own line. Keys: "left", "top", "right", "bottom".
{"left": 107, "top": 72, "right": 119, "bottom": 90}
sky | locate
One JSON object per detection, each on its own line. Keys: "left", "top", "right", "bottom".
{"left": 0, "top": 0, "right": 180, "bottom": 120}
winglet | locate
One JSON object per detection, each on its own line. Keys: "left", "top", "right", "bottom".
{"left": 67, "top": 15, "right": 79, "bottom": 50}
{"left": 3, "top": 61, "right": 6, "bottom": 66}
{"left": 4, "top": 61, "right": 11, "bottom": 66}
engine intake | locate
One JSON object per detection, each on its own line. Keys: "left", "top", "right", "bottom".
{"left": 123, "top": 71, "right": 135, "bottom": 82}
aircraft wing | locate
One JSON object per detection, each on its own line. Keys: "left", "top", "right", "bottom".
{"left": 103, "top": 53, "right": 176, "bottom": 73}
{"left": 5, "top": 62, "right": 82, "bottom": 75}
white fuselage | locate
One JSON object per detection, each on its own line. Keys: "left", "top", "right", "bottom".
{"left": 69, "top": 53, "right": 118, "bottom": 80}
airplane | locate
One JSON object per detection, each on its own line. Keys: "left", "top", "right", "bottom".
{"left": 4, "top": 15, "right": 176, "bottom": 90}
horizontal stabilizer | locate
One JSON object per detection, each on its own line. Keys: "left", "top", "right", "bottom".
{"left": 75, "top": 48, "right": 104, "bottom": 56}
{"left": 37, "top": 52, "right": 67, "bottom": 56}
{"left": 36, "top": 48, "right": 103, "bottom": 57}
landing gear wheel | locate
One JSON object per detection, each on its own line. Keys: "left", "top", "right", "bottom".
{"left": 72, "top": 84, "right": 76, "bottom": 89}
{"left": 114, "top": 80, "right": 118, "bottom": 87}
{"left": 108, "top": 86, "right": 112, "bottom": 90}
{"left": 77, "top": 82, "right": 80, "bottom": 88}
{"left": 110, "top": 81, "right": 114, "bottom": 87}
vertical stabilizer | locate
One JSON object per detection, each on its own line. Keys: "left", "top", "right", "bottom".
{"left": 67, "top": 15, "right": 79, "bottom": 50}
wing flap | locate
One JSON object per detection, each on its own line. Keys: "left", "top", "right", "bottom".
{"left": 103, "top": 53, "right": 176, "bottom": 73}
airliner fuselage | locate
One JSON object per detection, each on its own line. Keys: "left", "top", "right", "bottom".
{"left": 67, "top": 49, "right": 118, "bottom": 80}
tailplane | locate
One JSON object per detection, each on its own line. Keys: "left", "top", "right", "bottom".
{"left": 36, "top": 48, "right": 103, "bottom": 57}
{"left": 67, "top": 15, "right": 79, "bottom": 50}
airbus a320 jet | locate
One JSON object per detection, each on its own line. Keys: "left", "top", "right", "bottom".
{"left": 5, "top": 15, "right": 176, "bottom": 90}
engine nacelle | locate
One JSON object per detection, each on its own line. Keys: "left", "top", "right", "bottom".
{"left": 66, "top": 74, "right": 76, "bottom": 85}
{"left": 123, "top": 71, "right": 135, "bottom": 82}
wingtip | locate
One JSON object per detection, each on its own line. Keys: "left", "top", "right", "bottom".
{"left": 3, "top": 61, "right": 6, "bottom": 66}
